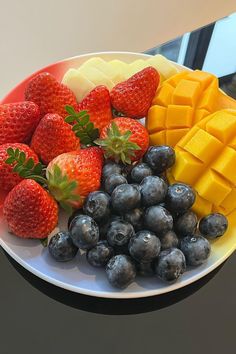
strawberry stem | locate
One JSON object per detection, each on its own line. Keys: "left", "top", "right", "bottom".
{"left": 95, "top": 122, "right": 141, "bottom": 164}
{"left": 65, "top": 105, "right": 99, "bottom": 146}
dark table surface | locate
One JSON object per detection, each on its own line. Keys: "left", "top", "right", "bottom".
{"left": 0, "top": 245, "right": 235, "bottom": 354}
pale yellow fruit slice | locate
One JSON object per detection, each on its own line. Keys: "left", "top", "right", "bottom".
{"left": 79, "top": 57, "right": 115, "bottom": 81}
{"left": 62, "top": 68, "right": 95, "bottom": 103}
{"left": 109, "top": 60, "right": 129, "bottom": 84}
{"left": 79, "top": 66, "right": 114, "bottom": 90}
{"left": 125, "top": 59, "right": 148, "bottom": 78}
{"left": 147, "top": 54, "right": 179, "bottom": 83}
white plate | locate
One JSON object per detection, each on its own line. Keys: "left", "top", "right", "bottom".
{"left": 0, "top": 51, "right": 236, "bottom": 299}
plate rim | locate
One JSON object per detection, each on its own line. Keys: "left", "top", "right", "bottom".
{"left": 0, "top": 50, "right": 235, "bottom": 299}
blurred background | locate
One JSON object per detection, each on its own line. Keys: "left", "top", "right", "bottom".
{"left": 146, "top": 12, "right": 236, "bottom": 98}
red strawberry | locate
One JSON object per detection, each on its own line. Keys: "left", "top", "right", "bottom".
{"left": 0, "top": 101, "right": 40, "bottom": 144}
{"left": 77, "top": 85, "right": 112, "bottom": 131}
{"left": 3, "top": 179, "right": 58, "bottom": 239}
{"left": 98, "top": 117, "right": 149, "bottom": 163}
{"left": 31, "top": 113, "right": 80, "bottom": 165}
{"left": 110, "top": 67, "right": 160, "bottom": 118}
{"left": 25, "top": 72, "right": 78, "bottom": 118}
{"left": 46, "top": 147, "right": 103, "bottom": 209}
{"left": 0, "top": 143, "right": 39, "bottom": 192}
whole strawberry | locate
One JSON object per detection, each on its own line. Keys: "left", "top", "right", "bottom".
{"left": 77, "top": 85, "right": 112, "bottom": 131}
{"left": 0, "top": 101, "right": 40, "bottom": 144}
{"left": 3, "top": 179, "right": 58, "bottom": 239}
{"left": 25, "top": 72, "right": 78, "bottom": 118}
{"left": 97, "top": 117, "right": 149, "bottom": 163}
{"left": 0, "top": 143, "right": 39, "bottom": 192}
{"left": 110, "top": 67, "right": 159, "bottom": 118}
{"left": 31, "top": 113, "right": 80, "bottom": 165}
{"left": 46, "top": 147, "right": 103, "bottom": 209}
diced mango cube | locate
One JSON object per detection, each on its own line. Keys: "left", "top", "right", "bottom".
{"left": 195, "top": 170, "right": 232, "bottom": 206}
{"left": 146, "top": 105, "right": 166, "bottom": 133}
{"left": 206, "top": 110, "right": 236, "bottom": 143}
{"left": 166, "top": 105, "right": 193, "bottom": 128}
{"left": 172, "top": 79, "right": 201, "bottom": 106}
{"left": 171, "top": 150, "right": 203, "bottom": 185}
{"left": 152, "top": 83, "right": 174, "bottom": 106}
{"left": 183, "top": 128, "right": 223, "bottom": 163}
{"left": 211, "top": 147, "right": 236, "bottom": 184}
{"left": 149, "top": 130, "right": 166, "bottom": 146}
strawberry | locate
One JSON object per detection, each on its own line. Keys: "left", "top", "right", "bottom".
{"left": 3, "top": 179, "right": 58, "bottom": 239}
{"left": 97, "top": 117, "right": 149, "bottom": 163}
{"left": 46, "top": 147, "right": 103, "bottom": 209}
{"left": 110, "top": 67, "right": 160, "bottom": 119}
{"left": 77, "top": 85, "right": 112, "bottom": 131}
{"left": 0, "top": 143, "right": 39, "bottom": 192}
{"left": 25, "top": 72, "right": 78, "bottom": 118}
{"left": 0, "top": 101, "right": 40, "bottom": 145}
{"left": 31, "top": 113, "right": 80, "bottom": 165}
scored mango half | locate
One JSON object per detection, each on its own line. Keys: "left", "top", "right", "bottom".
{"left": 168, "top": 109, "right": 236, "bottom": 217}
{"left": 146, "top": 70, "right": 236, "bottom": 147}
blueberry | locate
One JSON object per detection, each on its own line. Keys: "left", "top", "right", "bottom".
{"left": 199, "top": 213, "right": 228, "bottom": 239}
{"left": 160, "top": 230, "right": 179, "bottom": 250}
{"left": 111, "top": 184, "right": 141, "bottom": 213}
{"left": 86, "top": 240, "right": 114, "bottom": 267}
{"left": 104, "top": 174, "right": 127, "bottom": 195}
{"left": 49, "top": 232, "right": 78, "bottom": 262}
{"left": 69, "top": 215, "right": 99, "bottom": 250}
{"left": 144, "top": 205, "right": 173, "bottom": 235}
{"left": 154, "top": 248, "right": 186, "bottom": 282}
{"left": 175, "top": 211, "right": 198, "bottom": 237}
{"left": 130, "top": 163, "right": 153, "bottom": 183}
{"left": 180, "top": 235, "right": 211, "bottom": 266}
{"left": 106, "top": 255, "right": 136, "bottom": 288}
{"left": 123, "top": 208, "right": 144, "bottom": 231}
{"left": 83, "top": 191, "right": 110, "bottom": 222}
{"left": 107, "top": 220, "right": 135, "bottom": 247}
{"left": 102, "top": 161, "right": 122, "bottom": 181}
{"left": 140, "top": 176, "right": 168, "bottom": 207}
{"left": 99, "top": 215, "right": 123, "bottom": 239}
{"left": 143, "top": 145, "right": 175, "bottom": 174}
{"left": 165, "top": 183, "right": 196, "bottom": 212}
{"left": 129, "top": 230, "right": 161, "bottom": 263}
{"left": 67, "top": 208, "right": 84, "bottom": 229}
{"left": 136, "top": 262, "right": 155, "bottom": 276}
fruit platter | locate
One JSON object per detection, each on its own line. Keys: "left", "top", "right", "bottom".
{"left": 0, "top": 51, "right": 236, "bottom": 299}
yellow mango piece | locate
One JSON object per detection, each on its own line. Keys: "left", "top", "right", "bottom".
{"left": 195, "top": 170, "right": 231, "bottom": 206}
{"left": 183, "top": 128, "right": 223, "bottom": 163}
{"left": 192, "top": 194, "right": 213, "bottom": 217}
{"left": 211, "top": 147, "right": 236, "bottom": 184}
{"left": 149, "top": 130, "right": 166, "bottom": 146}
{"left": 171, "top": 150, "right": 203, "bottom": 185}
{"left": 169, "top": 110, "right": 236, "bottom": 216}
{"left": 172, "top": 79, "right": 201, "bottom": 106}
{"left": 166, "top": 105, "right": 193, "bottom": 128}
{"left": 146, "top": 70, "right": 236, "bottom": 147}
{"left": 206, "top": 110, "right": 236, "bottom": 143}
{"left": 166, "top": 129, "right": 189, "bottom": 147}
{"left": 146, "top": 105, "right": 166, "bottom": 133}
{"left": 152, "top": 83, "right": 174, "bottom": 106}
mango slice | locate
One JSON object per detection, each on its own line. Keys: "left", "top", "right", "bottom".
{"left": 168, "top": 109, "right": 236, "bottom": 216}
{"left": 146, "top": 70, "right": 236, "bottom": 147}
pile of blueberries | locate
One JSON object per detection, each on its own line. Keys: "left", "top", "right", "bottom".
{"left": 48, "top": 146, "right": 228, "bottom": 289}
